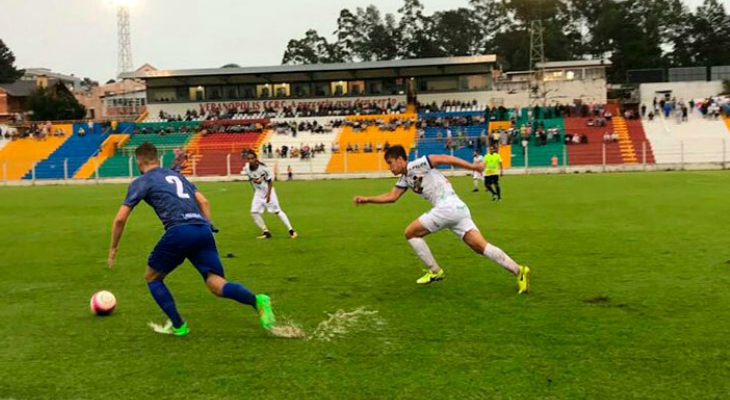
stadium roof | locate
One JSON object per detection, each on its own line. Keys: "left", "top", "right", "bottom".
{"left": 536, "top": 60, "right": 612, "bottom": 69}
{"left": 120, "top": 55, "right": 497, "bottom": 80}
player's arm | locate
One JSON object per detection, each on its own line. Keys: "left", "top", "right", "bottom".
{"left": 194, "top": 191, "right": 212, "bottom": 222}
{"left": 265, "top": 179, "right": 273, "bottom": 203}
{"left": 428, "top": 154, "right": 483, "bottom": 172}
{"left": 353, "top": 186, "right": 406, "bottom": 205}
{"left": 108, "top": 205, "right": 133, "bottom": 269}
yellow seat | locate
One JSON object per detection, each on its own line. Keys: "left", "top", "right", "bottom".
{"left": 326, "top": 115, "right": 417, "bottom": 173}
{"left": 0, "top": 135, "right": 70, "bottom": 180}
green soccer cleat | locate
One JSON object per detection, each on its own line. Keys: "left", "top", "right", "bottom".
{"left": 416, "top": 269, "right": 445, "bottom": 285}
{"left": 518, "top": 265, "right": 531, "bottom": 294}
{"left": 148, "top": 320, "right": 189, "bottom": 336}
{"left": 255, "top": 294, "right": 276, "bottom": 332}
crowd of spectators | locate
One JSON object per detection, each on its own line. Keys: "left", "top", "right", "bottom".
{"left": 645, "top": 96, "right": 729, "bottom": 123}
{"left": 1, "top": 121, "right": 67, "bottom": 141}
{"left": 344, "top": 117, "right": 415, "bottom": 133}
{"left": 261, "top": 142, "right": 327, "bottom": 160}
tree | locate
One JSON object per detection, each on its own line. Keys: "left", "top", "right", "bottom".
{"left": 0, "top": 39, "right": 24, "bottom": 83}
{"left": 468, "top": 0, "right": 509, "bottom": 54}
{"left": 689, "top": 0, "right": 730, "bottom": 67}
{"left": 282, "top": 29, "right": 343, "bottom": 65}
{"left": 431, "top": 8, "right": 483, "bottom": 56}
{"left": 80, "top": 77, "right": 99, "bottom": 89}
{"left": 397, "top": 0, "right": 441, "bottom": 58}
{"left": 27, "top": 82, "right": 86, "bottom": 121}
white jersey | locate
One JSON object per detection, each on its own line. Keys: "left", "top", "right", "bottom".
{"left": 472, "top": 155, "right": 484, "bottom": 178}
{"left": 396, "top": 156, "right": 463, "bottom": 208}
{"left": 243, "top": 162, "right": 272, "bottom": 196}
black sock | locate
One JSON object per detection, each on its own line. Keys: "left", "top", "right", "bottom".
{"left": 495, "top": 184, "right": 502, "bottom": 199}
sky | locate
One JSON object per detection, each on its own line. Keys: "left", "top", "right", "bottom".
{"left": 0, "top": 0, "right": 724, "bottom": 82}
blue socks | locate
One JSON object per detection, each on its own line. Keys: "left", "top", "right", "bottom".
{"left": 147, "top": 281, "right": 184, "bottom": 328}
{"left": 222, "top": 282, "right": 257, "bottom": 309}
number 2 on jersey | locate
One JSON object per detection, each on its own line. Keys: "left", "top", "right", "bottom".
{"left": 166, "top": 176, "right": 191, "bottom": 199}
{"left": 413, "top": 176, "right": 424, "bottom": 194}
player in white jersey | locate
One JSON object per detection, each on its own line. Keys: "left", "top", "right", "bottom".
{"left": 353, "top": 145, "right": 530, "bottom": 293}
{"left": 472, "top": 150, "right": 484, "bottom": 192}
{"left": 242, "top": 150, "right": 297, "bottom": 239}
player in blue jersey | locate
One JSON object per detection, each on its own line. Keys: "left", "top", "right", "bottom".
{"left": 107, "top": 143, "right": 276, "bottom": 336}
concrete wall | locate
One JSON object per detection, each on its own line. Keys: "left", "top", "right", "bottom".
{"left": 543, "top": 78, "right": 608, "bottom": 105}
{"left": 639, "top": 81, "right": 724, "bottom": 105}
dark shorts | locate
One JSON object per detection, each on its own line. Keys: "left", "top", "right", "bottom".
{"left": 148, "top": 224, "right": 224, "bottom": 280}
{"left": 485, "top": 175, "right": 500, "bottom": 185}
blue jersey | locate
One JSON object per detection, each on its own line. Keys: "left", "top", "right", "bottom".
{"left": 123, "top": 167, "right": 210, "bottom": 230}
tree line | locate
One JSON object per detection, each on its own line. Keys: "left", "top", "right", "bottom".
{"left": 281, "top": 0, "right": 730, "bottom": 83}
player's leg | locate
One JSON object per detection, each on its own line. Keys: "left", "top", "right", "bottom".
{"left": 267, "top": 192, "right": 297, "bottom": 238}
{"left": 146, "top": 230, "right": 188, "bottom": 334}
{"left": 472, "top": 176, "right": 480, "bottom": 192}
{"left": 406, "top": 214, "right": 446, "bottom": 284}
{"left": 494, "top": 175, "right": 502, "bottom": 200}
{"left": 484, "top": 176, "right": 497, "bottom": 197}
{"left": 461, "top": 227, "right": 530, "bottom": 293}
{"left": 250, "top": 197, "right": 271, "bottom": 239}
{"left": 188, "top": 225, "right": 276, "bottom": 330}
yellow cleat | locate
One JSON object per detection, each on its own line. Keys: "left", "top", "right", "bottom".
{"left": 417, "top": 269, "right": 445, "bottom": 285}
{"left": 518, "top": 265, "right": 531, "bottom": 294}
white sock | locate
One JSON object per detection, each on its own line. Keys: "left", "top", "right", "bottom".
{"left": 483, "top": 243, "right": 520, "bottom": 275}
{"left": 251, "top": 213, "right": 268, "bottom": 232}
{"left": 473, "top": 179, "right": 479, "bottom": 189}
{"left": 408, "top": 238, "right": 440, "bottom": 272}
{"left": 277, "top": 211, "right": 294, "bottom": 231}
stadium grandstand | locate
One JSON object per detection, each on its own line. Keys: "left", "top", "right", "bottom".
{"left": 1, "top": 56, "right": 729, "bottom": 182}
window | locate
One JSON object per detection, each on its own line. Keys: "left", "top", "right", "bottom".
{"left": 257, "top": 84, "right": 272, "bottom": 98}
{"left": 313, "top": 82, "right": 331, "bottom": 97}
{"left": 367, "top": 80, "right": 383, "bottom": 95}
{"left": 565, "top": 69, "right": 583, "bottom": 80}
{"left": 331, "top": 81, "right": 348, "bottom": 96}
{"left": 421, "top": 77, "right": 458, "bottom": 92}
{"left": 349, "top": 80, "right": 365, "bottom": 96}
{"left": 148, "top": 88, "right": 177, "bottom": 102}
{"left": 292, "top": 82, "right": 311, "bottom": 97}
{"left": 175, "top": 87, "right": 189, "bottom": 101}
{"left": 206, "top": 86, "right": 224, "bottom": 100}
{"left": 273, "top": 83, "right": 290, "bottom": 98}
{"left": 189, "top": 86, "right": 205, "bottom": 101}
{"left": 226, "top": 86, "right": 239, "bottom": 99}
{"left": 544, "top": 71, "right": 564, "bottom": 82}
{"left": 585, "top": 68, "right": 605, "bottom": 80}
{"left": 239, "top": 85, "right": 255, "bottom": 99}
{"left": 459, "top": 75, "right": 490, "bottom": 90}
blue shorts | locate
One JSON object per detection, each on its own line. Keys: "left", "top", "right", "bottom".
{"left": 148, "top": 224, "right": 224, "bottom": 280}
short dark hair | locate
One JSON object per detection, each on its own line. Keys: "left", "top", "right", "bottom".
{"left": 384, "top": 145, "right": 407, "bottom": 161}
{"left": 244, "top": 149, "right": 257, "bottom": 159}
{"left": 135, "top": 142, "right": 159, "bottom": 164}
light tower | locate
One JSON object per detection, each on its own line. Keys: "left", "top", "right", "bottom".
{"left": 115, "top": 0, "right": 134, "bottom": 75}
{"left": 529, "top": 19, "right": 546, "bottom": 106}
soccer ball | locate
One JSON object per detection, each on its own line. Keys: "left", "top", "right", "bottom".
{"left": 90, "top": 291, "right": 117, "bottom": 316}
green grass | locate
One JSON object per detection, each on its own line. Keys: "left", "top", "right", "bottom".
{"left": 1, "top": 171, "right": 730, "bottom": 399}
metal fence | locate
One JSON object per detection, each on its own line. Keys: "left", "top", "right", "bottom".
{"left": 3, "top": 137, "right": 729, "bottom": 185}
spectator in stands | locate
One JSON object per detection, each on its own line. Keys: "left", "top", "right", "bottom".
{"left": 689, "top": 99, "right": 695, "bottom": 113}
{"left": 384, "top": 141, "right": 391, "bottom": 152}
{"left": 572, "top": 134, "right": 581, "bottom": 145}
{"left": 78, "top": 126, "right": 86, "bottom": 137}
{"left": 346, "top": 143, "right": 353, "bottom": 153}
{"left": 376, "top": 142, "right": 383, "bottom": 152}
{"left": 611, "top": 132, "right": 619, "bottom": 142}
{"left": 641, "top": 104, "right": 647, "bottom": 118}
{"left": 581, "top": 134, "right": 589, "bottom": 144}
{"left": 287, "top": 166, "right": 293, "bottom": 181}
{"left": 353, "top": 143, "right": 360, "bottom": 153}
{"left": 551, "top": 155, "right": 559, "bottom": 168}
{"left": 603, "top": 132, "right": 611, "bottom": 143}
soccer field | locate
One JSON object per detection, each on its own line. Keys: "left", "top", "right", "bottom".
{"left": 1, "top": 171, "right": 729, "bottom": 400}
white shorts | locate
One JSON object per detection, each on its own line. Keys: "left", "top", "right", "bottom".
{"left": 472, "top": 171, "right": 484, "bottom": 180}
{"left": 419, "top": 203, "right": 478, "bottom": 239}
{"left": 251, "top": 190, "right": 281, "bottom": 214}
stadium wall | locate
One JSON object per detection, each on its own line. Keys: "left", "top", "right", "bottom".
{"left": 543, "top": 79, "right": 607, "bottom": 105}
{"left": 639, "top": 81, "right": 724, "bottom": 104}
